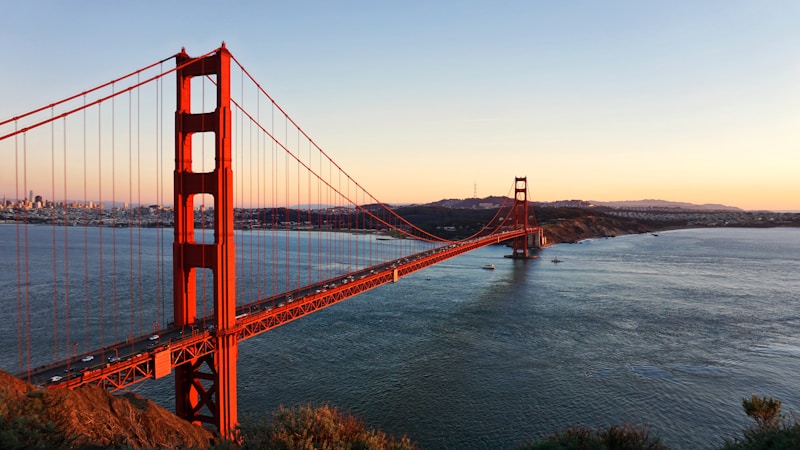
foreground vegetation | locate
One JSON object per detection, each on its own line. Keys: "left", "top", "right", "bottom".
{"left": 518, "top": 395, "right": 800, "bottom": 450}
{"left": 230, "top": 404, "right": 416, "bottom": 450}
{"left": 4, "top": 394, "right": 800, "bottom": 449}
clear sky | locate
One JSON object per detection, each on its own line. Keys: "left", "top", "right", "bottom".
{"left": 2, "top": 1, "right": 799, "bottom": 211}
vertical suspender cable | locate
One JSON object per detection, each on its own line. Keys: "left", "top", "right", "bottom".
{"left": 368, "top": 189, "right": 372, "bottom": 267}
{"left": 346, "top": 176, "right": 351, "bottom": 273}
{"left": 328, "top": 162, "right": 332, "bottom": 281}
{"left": 51, "top": 108, "right": 59, "bottom": 359}
{"left": 62, "top": 115, "right": 71, "bottom": 362}
{"left": 296, "top": 129, "right": 301, "bottom": 287}
{"left": 128, "top": 89, "right": 135, "bottom": 339}
{"left": 83, "top": 97, "right": 90, "bottom": 355}
{"left": 247, "top": 72, "right": 254, "bottom": 306}
{"left": 237, "top": 71, "right": 244, "bottom": 306}
{"left": 256, "top": 88, "right": 262, "bottom": 302}
{"left": 271, "top": 101, "right": 276, "bottom": 298}
{"left": 338, "top": 169, "right": 343, "bottom": 276}
{"left": 307, "top": 140, "right": 312, "bottom": 286}
{"left": 97, "top": 104, "right": 105, "bottom": 353}
{"left": 136, "top": 73, "right": 143, "bottom": 334}
{"left": 112, "top": 84, "right": 119, "bottom": 345}
{"left": 317, "top": 151, "right": 322, "bottom": 282}
{"left": 23, "top": 134, "right": 31, "bottom": 378}
{"left": 156, "top": 63, "right": 164, "bottom": 329}
{"left": 247, "top": 71, "right": 254, "bottom": 306}
{"left": 14, "top": 124, "right": 23, "bottom": 374}
{"left": 23, "top": 133, "right": 31, "bottom": 378}
{"left": 284, "top": 118, "right": 289, "bottom": 292}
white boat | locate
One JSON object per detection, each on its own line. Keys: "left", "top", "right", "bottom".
{"left": 482, "top": 264, "right": 495, "bottom": 270}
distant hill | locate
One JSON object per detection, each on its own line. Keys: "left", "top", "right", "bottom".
{"left": 416, "top": 197, "right": 742, "bottom": 212}
{"left": 589, "top": 199, "right": 742, "bottom": 211}
{"left": 422, "top": 196, "right": 510, "bottom": 209}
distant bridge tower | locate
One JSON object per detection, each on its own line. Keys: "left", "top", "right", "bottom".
{"left": 173, "top": 45, "right": 238, "bottom": 437}
{"left": 509, "top": 176, "right": 536, "bottom": 258}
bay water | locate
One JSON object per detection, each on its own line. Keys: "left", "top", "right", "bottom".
{"left": 2, "top": 226, "right": 800, "bottom": 449}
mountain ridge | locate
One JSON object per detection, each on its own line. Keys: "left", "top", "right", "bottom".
{"left": 417, "top": 196, "right": 743, "bottom": 211}
{"left": 589, "top": 199, "right": 742, "bottom": 211}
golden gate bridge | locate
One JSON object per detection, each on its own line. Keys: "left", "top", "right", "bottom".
{"left": 0, "top": 44, "right": 540, "bottom": 438}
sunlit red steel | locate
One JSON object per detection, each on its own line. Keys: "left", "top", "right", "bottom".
{"left": 173, "top": 44, "right": 237, "bottom": 437}
{"left": 510, "top": 177, "right": 537, "bottom": 258}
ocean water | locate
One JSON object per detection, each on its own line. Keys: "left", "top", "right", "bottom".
{"left": 3, "top": 226, "right": 800, "bottom": 449}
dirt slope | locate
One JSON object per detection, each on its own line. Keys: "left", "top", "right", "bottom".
{"left": 1, "top": 370, "right": 214, "bottom": 449}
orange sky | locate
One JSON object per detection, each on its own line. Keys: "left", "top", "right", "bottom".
{"left": 2, "top": 2, "right": 799, "bottom": 212}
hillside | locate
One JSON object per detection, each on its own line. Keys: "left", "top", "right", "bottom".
{"left": 590, "top": 199, "right": 742, "bottom": 211}
{"left": 540, "top": 214, "right": 654, "bottom": 244}
{"left": 396, "top": 200, "right": 799, "bottom": 243}
{"left": 0, "top": 370, "right": 213, "bottom": 449}
{"left": 419, "top": 196, "right": 742, "bottom": 212}
{"left": 393, "top": 204, "right": 660, "bottom": 243}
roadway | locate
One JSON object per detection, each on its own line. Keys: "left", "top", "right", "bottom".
{"left": 22, "top": 228, "right": 536, "bottom": 390}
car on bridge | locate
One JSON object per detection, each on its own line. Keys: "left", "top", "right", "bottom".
{"left": 81, "top": 355, "right": 94, "bottom": 362}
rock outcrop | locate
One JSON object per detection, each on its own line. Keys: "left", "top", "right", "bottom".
{"left": 542, "top": 215, "right": 653, "bottom": 245}
{"left": 0, "top": 370, "right": 214, "bottom": 449}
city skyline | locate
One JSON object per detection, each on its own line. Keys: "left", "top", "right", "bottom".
{"left": 2, "top": 1, "right": 799, "bottom": 211}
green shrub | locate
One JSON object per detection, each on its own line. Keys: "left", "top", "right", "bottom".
{"left": 0, "top": 413, "right": 70, "bottom": 450}
{"left": 719, "top": 424, "right": 800, "bottom": 450}
{"left": 520, "top": 424, "right": 666, "bottom": 450}
{"left": 234, "top": 403, "right": 416, "bottom": 450}
{"left": 719, "top": 395, "right": 800, "bottom": 450}
{"left": 742, "top": 395, "right": 785, "bottom": 432}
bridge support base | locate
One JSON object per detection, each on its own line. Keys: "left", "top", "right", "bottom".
{"left": 504, "top": 253, "right": 538, "bottom": 260}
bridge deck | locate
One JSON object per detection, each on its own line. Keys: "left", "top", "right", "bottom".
{"left": 27, "top": 228, "right": 537, "bottom": 391}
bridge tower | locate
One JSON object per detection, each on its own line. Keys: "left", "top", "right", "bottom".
{"left": 509, "top": 176, "right": 535, "bottom": 258}
{"left": 173, "top": 45, "right": 238, "bottom": 437}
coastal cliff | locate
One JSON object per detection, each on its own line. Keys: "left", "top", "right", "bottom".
{"left": 540, "top": 215, "right": 655, "bottom": 245}
{"left": 0, "top": 370, "right": 213, "bottom": 449}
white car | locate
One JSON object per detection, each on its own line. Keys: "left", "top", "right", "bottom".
{"left": 49, "top": 375, "right": 63, "bottom": 383}
{"left": 148, "top": 334, "right": 159, "bottom": 341}
{"left": 81, "top": 355, "right": 94, "bottom": 362}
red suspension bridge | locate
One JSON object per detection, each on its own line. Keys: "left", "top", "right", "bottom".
{"left": 0, "top": 44, "right": 540, "bottom": 437}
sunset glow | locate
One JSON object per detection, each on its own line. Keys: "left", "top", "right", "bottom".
{"left": 2, "top": 1, "right": 798, "bottom": 211}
